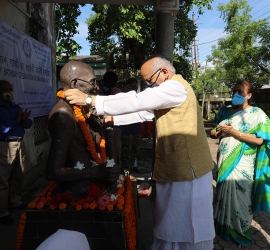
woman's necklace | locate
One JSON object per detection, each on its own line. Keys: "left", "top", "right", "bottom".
{"left": 57, "top": 90, "right": 106, "bottom": 165}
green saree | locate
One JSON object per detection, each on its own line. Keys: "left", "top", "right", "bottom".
{"left": 214, "top": 106, "right": 270, "bottom": 246}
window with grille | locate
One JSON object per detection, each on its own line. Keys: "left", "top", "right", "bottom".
{"left": 33, "top": 116, "right": 49, "bottom": 145}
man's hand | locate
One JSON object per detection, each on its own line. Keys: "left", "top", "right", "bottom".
{"left": 65, "top": 89, "right": 97, "bottom": 107}
{"left": 16, "top": 108, "right": 22, "bottom": 122}
{"left": 65, "top": 89, "right": 89, "bottom": 106}
{"left": 21, "top": 109, "right": 31, "bottom": 121}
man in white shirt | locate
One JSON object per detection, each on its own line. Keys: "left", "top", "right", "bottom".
{"left": 64, "top": 54, "right": 215, "bottom": 250}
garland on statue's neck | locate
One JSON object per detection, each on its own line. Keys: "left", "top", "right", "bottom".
{"left": 57, "top": 90, "right": 106, "bottom": 164}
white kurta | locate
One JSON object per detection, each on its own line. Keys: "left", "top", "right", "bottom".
{"left": 36, "top": 229, "right": 90, "bottom": 250}
{"left": 95, "top": 78, "right": 215, "bottom": 249}
{"left": 151, "top": 172, "right": 214, "bottom": 249}
{"left": 95, "top": 79, "right": 187, "bottom": 124}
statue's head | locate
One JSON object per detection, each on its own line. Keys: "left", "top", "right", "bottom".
{"left": 60, "top": 61, "right": 98, "bottom": 94}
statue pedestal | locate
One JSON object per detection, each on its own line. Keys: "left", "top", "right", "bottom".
{"left": 22, "top": 209, "right": 127, "bottom": 250}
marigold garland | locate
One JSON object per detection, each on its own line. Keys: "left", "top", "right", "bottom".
{"left": 57, "top": 90, "right": 106, "bottom": 164}
{"left": 15, "top": 213, "right": 26, "bottom": 250}
{"left": 123, "top": 176, "right": 137, "bottom": 250}
{"left": 18, "top": 175, "right": 137, "bottom": 250}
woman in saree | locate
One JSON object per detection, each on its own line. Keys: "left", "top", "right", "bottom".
{"left": 211, "top": 80, "right": 270, "bottom": 250}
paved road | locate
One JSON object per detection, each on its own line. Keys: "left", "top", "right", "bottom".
{"left": 0, "top": 126, "right": 269, "bottom": 250}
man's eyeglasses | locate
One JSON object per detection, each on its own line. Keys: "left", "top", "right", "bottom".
{"left": 72, "top": 78, "right": 97, "bottom": 87}
{"left": 144, "top": 69, "right": 161, "bottom": 86}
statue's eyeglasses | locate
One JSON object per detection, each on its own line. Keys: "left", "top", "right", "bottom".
{"left": 72, "top": 78, "right": 97, "bottom": 86}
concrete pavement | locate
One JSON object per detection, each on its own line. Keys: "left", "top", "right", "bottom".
{"left": 0, "top": 125, "right": 270, "bottom": 250}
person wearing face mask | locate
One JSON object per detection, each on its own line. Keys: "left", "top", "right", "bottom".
{"left": 0, "top": 79, "right": 32, "bottom": 224}
{"left": 98, "top": 71, "right": 121, "bottom": 96}
{"left": 210, "top": 80, "right": 270, "bottom": 250}
{"left": 64, "top": 54, "right": 215, "bottom": 249}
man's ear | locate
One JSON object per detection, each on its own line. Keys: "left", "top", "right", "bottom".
{"left": 161, "top": 68, "right": 170, "bottom": 81}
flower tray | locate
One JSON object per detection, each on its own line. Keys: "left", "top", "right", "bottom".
{"left": 16, "top": 177, "right": 138, "bottom": 250}
{"left": 21, "top": 209, "right": 127, "bottom": 250}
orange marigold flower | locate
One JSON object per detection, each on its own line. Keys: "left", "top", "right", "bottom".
{"left": 17, "top": 224, "right": 25, "bottom": 230}
{"left": 83, "top": 203, "right": 89, "bottom": 209}
{"left": 28, "top": 201, "right": 37, "bottom": 209}
{"left": 37, "top": 202, "right": 44, "bottom": 210}
{"left": 50, "top": 204, "right": 57, "bottom": 210}
{"left": 75, "top": 204, "right": 82, "bottom": 211}
{"left": 115, "top": 186, "right": 124, "bottom": 195}
{"left": 116, "top": 204, "right": 123, "bottom": 210}
{"left": 107, "top": 204, "right": 114, "bottom": 211}
{"left": 111, "top": 200, "right": 117, "bottom": 206}
{"left": 117, "top": 199, "right": 124, "bottom": 205}
{"left": 59, "top": 203, "right": 67, "bottom": 210}
{"left": 118, "top": 194, "right": 124, "bottom": 200}
{"left": 89, "top": 203, "right": 97, "bottom": 210}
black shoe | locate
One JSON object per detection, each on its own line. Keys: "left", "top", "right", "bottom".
{"left": 10, "top": 203, "right": 27, "bottom": 210}
{"left": 0, "top": 215, "right": 14, "bottom": 224}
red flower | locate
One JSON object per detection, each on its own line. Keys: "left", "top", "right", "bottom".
{"left": 87, "top": 183, "right": 103, "bottom": 199}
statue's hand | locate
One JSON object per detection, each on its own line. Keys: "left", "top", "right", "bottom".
{"left": 103, "top": 164, "right": 121, "bottom": 184}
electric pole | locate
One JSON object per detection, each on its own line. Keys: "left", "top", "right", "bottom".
{"left": 192, "top": 13, "right": 199, "bottom": 68}
{"left": 192, "top": 13, "right": 199, "bottom": 93}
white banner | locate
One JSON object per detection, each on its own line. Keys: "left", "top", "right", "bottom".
{"left": 0, "top": 19, "right": 52, "bottom": 117}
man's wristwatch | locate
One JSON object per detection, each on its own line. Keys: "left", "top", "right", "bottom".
{"left": 85, "top": 95, "right": 92, "bottom": 106}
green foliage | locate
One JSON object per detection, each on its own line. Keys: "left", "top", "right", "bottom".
{"left": 207, "top": 0, "right": 270, "bottom": 90}
{"left": 86, "top": 1, "right": 213, "bottom": 82}
{"left": 86, "top": 5, "right": 155, "bottom": 71}
{"left": 194, "top": 67, "right": 226, "bottom": 94}
{"left": 55, "top": 4, "right": 85, "bottom": 61}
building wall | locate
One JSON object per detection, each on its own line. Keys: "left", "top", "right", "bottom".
{"left": 0, "top": 1, "right": 55, "bottom": 189}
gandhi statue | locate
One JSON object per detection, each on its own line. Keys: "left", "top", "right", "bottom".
{"left": 46, "top": 61, "right": 120, "bottom": 195}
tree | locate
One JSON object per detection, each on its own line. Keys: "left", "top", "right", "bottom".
{"left": 195, "top": 66, "right": 229, "bottom": 118}
{"left": 207, "top": 0, "right": 270, "bottom": 90}
{"left": 86, "top": 1, "right": 213, "bottom": 81}
{"left": 55, "top": 4, "right": 85, "bottom": 61}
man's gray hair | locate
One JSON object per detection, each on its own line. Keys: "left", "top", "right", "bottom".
{"left": 152, "top": 57, "right": 176, "bottom": 74}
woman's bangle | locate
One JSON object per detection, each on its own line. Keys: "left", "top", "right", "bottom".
{"left": 239, "top": 132, "right": 242, "bottom": 139}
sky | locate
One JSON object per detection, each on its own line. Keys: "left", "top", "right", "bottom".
{"left": 74, "top": 0, "right": 270, "bottom": 67}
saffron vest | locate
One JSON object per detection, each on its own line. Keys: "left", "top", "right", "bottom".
{"left": 153, "top": 74, "right": 214, "bottom": 182}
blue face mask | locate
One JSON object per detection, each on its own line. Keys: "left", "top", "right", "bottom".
{"left": 232, "top": 93, "right": 245, "bottom": 106}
